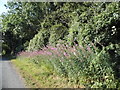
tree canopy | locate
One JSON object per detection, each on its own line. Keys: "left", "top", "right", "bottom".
{"left": 1, "top": 2, "right": 120, "bottom": 59}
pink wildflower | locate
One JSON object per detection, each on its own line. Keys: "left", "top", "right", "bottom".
{"left": 46, "top": 52, "right": 52, "bottom": 55}
{"left": 63, "top": 52, "right": 67, "bottom": 56}
{"left": 87, "top": 45, "right": 91, "bottom": 52}
{"left": 50, "top": 47, "right": 57, "bottom": 50}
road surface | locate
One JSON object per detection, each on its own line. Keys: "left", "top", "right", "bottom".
{"left": 0, "top": 58, "right": 25, "bottom": 89}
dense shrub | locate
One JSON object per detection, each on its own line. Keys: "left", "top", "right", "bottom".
{"left": 78, "top": 3, "right": 120, "bottom": 46}
{"left": 66, "top": 15, "right": 79, "bottom": 46}
{"left": 65, "top": 3, "right": 120, "bottom": 79}
{"left": 49, "top": 24, "right": 68, "bottom": 45}
{"left": 27, "top": 24, "right": 68, "bottom": 51}
{"left": 27, "top": 29, "right": 50, "bottom": 51}
{"left": 18, "top": 43, "right": 119, "bottom": 88}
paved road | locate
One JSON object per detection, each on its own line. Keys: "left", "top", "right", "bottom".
{"left": 0, "top": 60, "right": 2, "bottom": 89}
{"left": 0, "top": 59, "right": 25, "bottom": 89}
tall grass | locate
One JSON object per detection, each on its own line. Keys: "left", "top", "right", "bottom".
{"left": 18, "top": 43, "right": 118, "bottom": 88}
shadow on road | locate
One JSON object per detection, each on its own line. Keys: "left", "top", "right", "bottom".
{"left": 0, "top": 55, "right": 16, "bottom": 61}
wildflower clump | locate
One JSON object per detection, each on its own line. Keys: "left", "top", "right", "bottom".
{"left": 18, "top": 43, "right": 118, "bottom": 88}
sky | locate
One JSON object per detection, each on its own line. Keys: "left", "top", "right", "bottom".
{"left": 0, "top": 0, "right": 9, "bottom": 15}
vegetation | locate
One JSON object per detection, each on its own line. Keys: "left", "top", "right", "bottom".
{"left": 16, "top": 43, "right": 119, "bottom": 88}
{"left": 1, "top": 2, "right": 120, "bottom": 88}
{"left": 12, "top": 58, "right": 85, "bottom": 88}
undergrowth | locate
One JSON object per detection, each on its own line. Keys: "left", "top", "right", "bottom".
{"left": 14, "top": 43, "right": 120, "bottom": 88}
{"left": 12, "top": 58, "right": 84, "bottom": 88}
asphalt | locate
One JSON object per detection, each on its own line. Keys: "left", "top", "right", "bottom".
{"left": 0, "top": 58, "right": 25, "bottom": 89}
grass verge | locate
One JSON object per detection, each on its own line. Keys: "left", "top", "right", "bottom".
{"left": 12, "top": 58, "right": 84, "bottom": 88}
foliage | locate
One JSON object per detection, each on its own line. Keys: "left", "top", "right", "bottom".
{"left": 12, "top": 58, "right": 85, "bottom": 88}
{"left": 18, "top": 43, "right": 119, "bottom": 88}
{"left": 49, "top": 24, "right": 68, "bottom": 45}
{"left": 76, "top": 2, "right": 120, "bottom": 79}
{"left": 78, "top": 3, "right": 120, "bottom": 46}
{"left": 27, "top": 2, "right": 81, "bottom": 51}
{"left": 66, "top": 14, "right": 79, "bottom": 45}
{"left": 28, "top": 23, "right": 68, "bottom": 51}
{"left": 2, "top": 2, "right": 119, "bottom": 54}
{"left": 1, "top": 2, "right": 49, "bottom": 54}
{"left": 27, "top": 29, "right": 50, "bottom": 51}
{"left": 1, "top": 2, "right": 120, "bottom": 88}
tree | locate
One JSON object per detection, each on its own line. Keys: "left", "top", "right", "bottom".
{"left": 1, "top": 2, "right": 48, "bottom": 54}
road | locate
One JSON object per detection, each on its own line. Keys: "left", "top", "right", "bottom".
{"left": 0, "top": 58, "right": 25, "bottom": 89}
